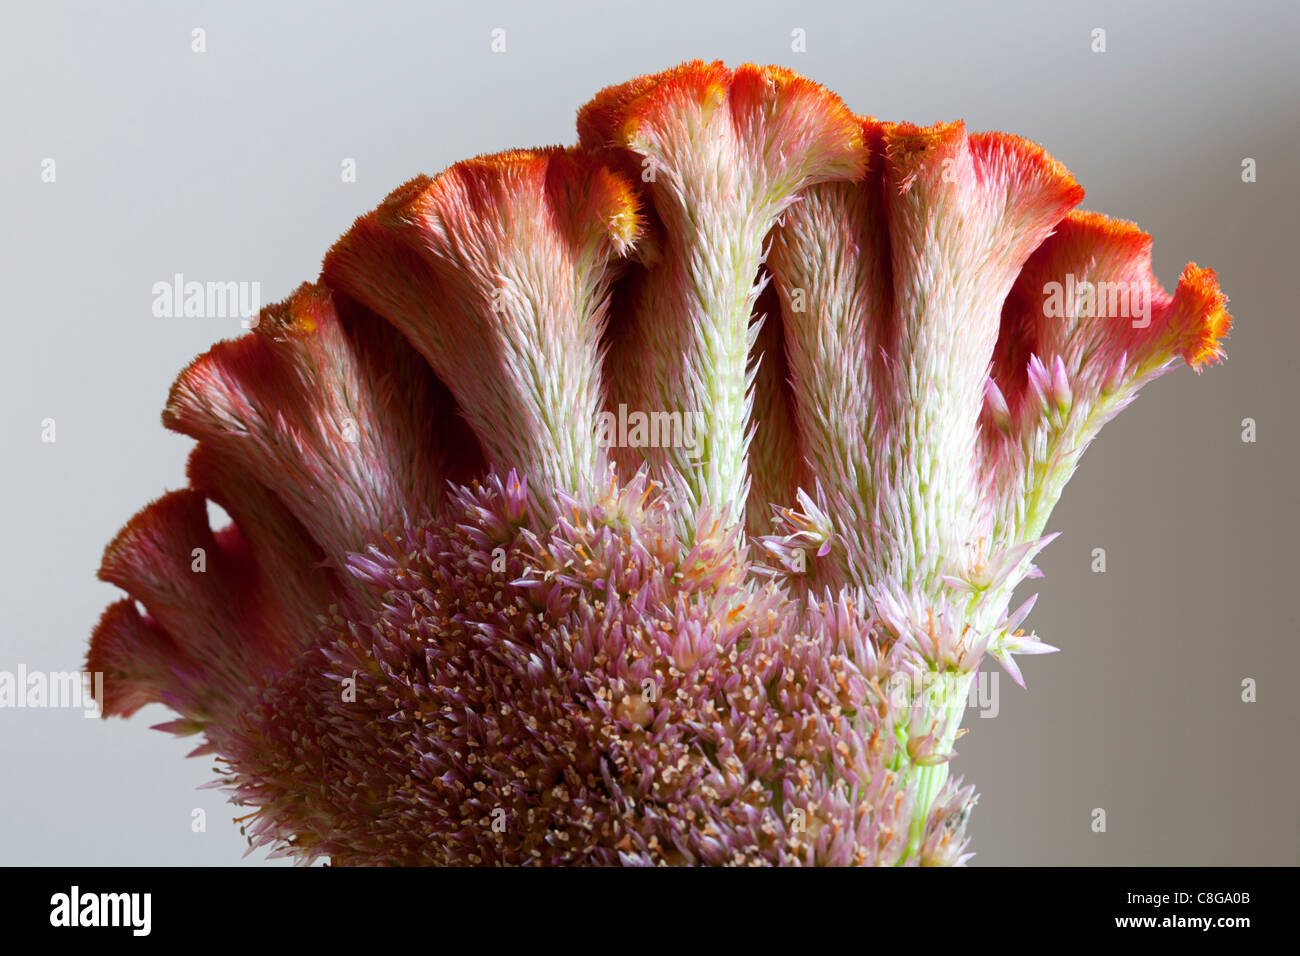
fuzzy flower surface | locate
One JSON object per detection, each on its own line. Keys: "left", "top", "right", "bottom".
{"left": 90, "top": 62, "right": 1231, "bottom": 866}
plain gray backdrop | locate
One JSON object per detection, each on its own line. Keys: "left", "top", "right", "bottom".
{"left": 2, "top": 0, "right": 1297, "bottom": 865}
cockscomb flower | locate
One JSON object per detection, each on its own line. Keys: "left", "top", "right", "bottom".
{"left": 89, "top": 61, "right": 1230, "bottom": 866}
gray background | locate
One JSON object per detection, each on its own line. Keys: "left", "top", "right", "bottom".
{"left": 2, "top": 0, "right": 1296, "bottom": 865}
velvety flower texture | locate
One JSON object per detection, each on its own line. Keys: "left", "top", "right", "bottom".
{"left": 90, "top": 61, "right": 1230, "bottom": 865}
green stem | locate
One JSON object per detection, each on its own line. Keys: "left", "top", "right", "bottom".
{"left": 903, "top": 670, "right": 974, "bottom": 861}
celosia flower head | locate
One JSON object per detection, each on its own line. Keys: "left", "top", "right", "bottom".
{"left": 90, "top": 62, "right": 1230, "bottom": 865}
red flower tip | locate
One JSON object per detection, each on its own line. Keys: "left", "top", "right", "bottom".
{"left": 993, "top": 207, "right": 1232, "bottom": 420}
{"left": 1174, "top": 262, "right": 1232, "bottom": 371}
{"left": 578, "top": 60, "right": 868, "bottom": 186}
{"left": 969, "top": 130, "right": 1087, "bottom": 210}
{"left": 262, "top": 280, "right": 331, "bottom": 335}
{"left": 1060, "top": 208, "right": 1152, "bottom": 255}
{"left": 884, "top": 120, "right": 969, "bottom": 193}
{"left": 87, "top": 598, "right": 186, "bottom": 720}
{"left": 416, "top": 148, "right": 645, "bottom": 257}
{"left": 578, "top": 59, "right": 732, "bottom": 149}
